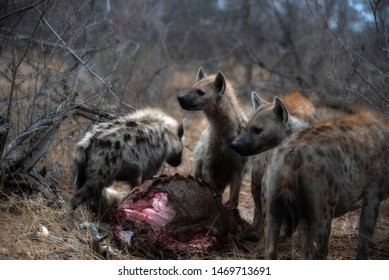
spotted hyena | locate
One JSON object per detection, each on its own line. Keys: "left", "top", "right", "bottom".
{"left": 263, "top": 111, "right": 389, "bottom": 259}
{"left": 177, "top": 67, "right": 247, "bottom": 205}
{"left": 231, "top": 91, "right": 317, "bottom": 230}
{"left": 68, "top": 107, "right": 185, "bottom": 225}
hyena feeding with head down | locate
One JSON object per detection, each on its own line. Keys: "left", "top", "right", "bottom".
{"left": 263, "top": 111, "right": 389, "bottom": 259}
{"left": 231, "top": 91, "right": 317, "bottom": 230}
{"left": 177, "top": 67, "right": 247, "bottom": 206}
{"left": 68, "top": 108, "right": 185, "bottom": 225}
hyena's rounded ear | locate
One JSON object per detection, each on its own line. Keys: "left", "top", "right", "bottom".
{"left": 197, "top": 67, "right": 206, "bottom": 82}
{"left": 214, "top": 72, "right": 226, "bottom": 96}
{"left": 273, "top": 96, "right": 289, "bottom": 124}
{"left": 178, "top": 118, "right": 186, "bottom": 139}
{"left": 252, "top": 91, "right": 268, "bottom": 110}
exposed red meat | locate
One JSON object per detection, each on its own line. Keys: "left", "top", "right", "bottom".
{"left": 111, "top": 174, "right": 256, "bottom": 257}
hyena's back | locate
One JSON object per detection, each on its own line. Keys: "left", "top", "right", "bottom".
{"left": 264, "top": 111, "right": 389, "bottom": 259}
{"left": 68, "top": 108, "right": 184, "bottom": 227}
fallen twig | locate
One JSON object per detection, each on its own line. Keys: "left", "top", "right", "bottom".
{"left": 25, "top": 224, "right": 85, "bottom": 250}
{"left": 25, "top": 223, "right": 121, "bottom": 258}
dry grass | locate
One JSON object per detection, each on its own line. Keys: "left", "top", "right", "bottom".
{"left": 1, "top": 171, "right": 388, "bottom": 260}
{"left": 0, "top": 192, "right": 99, "bottom": 260}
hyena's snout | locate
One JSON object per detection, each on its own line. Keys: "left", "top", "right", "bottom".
{"left": 177, "top": 92, "right": 202, "bottom": 111}
{"left": 166, "top": 152, "right": 182, "bottom": 167}
{"left": 177, "top": 94, "right": 190, "bottom": 109}
{"left": 230, "top": 136, "right": 252, "bottom": 157}
{"left": 231, "top": 138, "right": 246, "bottom": 155}
{"left": 230, "top": 139, "right": 241, "bottom": 152}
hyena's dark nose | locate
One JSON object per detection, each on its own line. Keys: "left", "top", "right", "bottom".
{"left": 177, "top": 94, "right": 185, "bottom": 103}
{"left": 230, "top": 140, "right": 240, "bottom": 152}
{"left": 177, "top": 95, "right": 186, "bottom": 107}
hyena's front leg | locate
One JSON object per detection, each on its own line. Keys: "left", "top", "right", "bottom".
{"left": 229, "top": 167, "right": 243, "bottom": 206}
{"left": 251, "top": 179, "right": 262, "bottom": 231}
{"left": 251, "top": 161, "right": 266, "bottom": 231}
{"left": 196, "top": 153, "right": 213, "bottom": 184}
{"left": 194, "top": 157, "right": 204, "bottom": 179}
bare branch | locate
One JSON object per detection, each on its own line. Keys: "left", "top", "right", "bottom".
{"left": 34, "top": 8, "right": 136, "bottom": 111}
{"left": 306, "top": 0, "right": 389, "bottom": 111}
{"left": 0, "top": 118, "right": 10, "bottom": 160}
{"left": 5, "top": 1, "right": 47, "bottom": 121}
{"left": 20, "top": 123, "right": 59, "bottom": 172}
{"left": 71, "top": 103, "right": 115, "bottom": 121}
{"left": 3, "top": 169, "right": 63, "bottom": 204}
{"left": 0, "top": 0, "right": 46, "bottom": 23}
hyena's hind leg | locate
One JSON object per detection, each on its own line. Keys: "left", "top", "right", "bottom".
{"left": 66, "top": 181, "right": 104, "bottom": 229}
{"left": 264, "top": 195, "right": 285, "bottom": 259}
{"left": 303, "top": 218, "right": 332, "bottom": 259}
{"left": 356, "top": 187, "right": 382, "bottom": 259}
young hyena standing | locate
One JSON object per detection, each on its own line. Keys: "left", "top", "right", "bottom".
{"left": 177, "top": 67, "right": 247, "bottom": 205}
{"left": 263, "top": 111, "right": 389, "bottom": 259}
{"left": 68, "top": 108, "right": 185, "bottom": 226}
{"left": 231, "top": 91, "right": 317, "bottom": 230}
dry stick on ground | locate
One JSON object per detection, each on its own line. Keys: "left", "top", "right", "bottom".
{"left": 25, "top": 224, "right": 86, "bottom": 250}
{"left": 24, "top": 223, "right": 120, "bottom": 258}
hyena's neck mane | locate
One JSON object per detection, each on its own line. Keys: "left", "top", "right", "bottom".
{"left": 286, "top": 115, "right": 311, "bottom": 135}
{"left": 205, "top": 87, "right": 247, "bottom": 139}
{"left": 281, "top": 92, "right": 317, "bottom": 134}
{"left": 276, "top": 93, "right": 317, "bottom": 137}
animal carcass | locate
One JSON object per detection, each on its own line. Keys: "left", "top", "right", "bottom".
{"left": 111, "top": 174, "right": 256, "bottom": 257}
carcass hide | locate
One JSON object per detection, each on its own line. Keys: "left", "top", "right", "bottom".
{"left": 111, "top": 174, "right": 255, "bottom": 257}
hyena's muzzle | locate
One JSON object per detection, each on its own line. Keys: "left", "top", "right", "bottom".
{"left": 177, "top": 90, "right": 206, "bottom": 111}
{"left": 230, "top": 132, "right": 259, "bottom": 157}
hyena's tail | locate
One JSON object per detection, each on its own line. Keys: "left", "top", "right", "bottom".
{"left": 280, "top": 171, "right": 302, "bottom": 237}
{"left": 73, "top": 133, "right": 92, "bottom": 190}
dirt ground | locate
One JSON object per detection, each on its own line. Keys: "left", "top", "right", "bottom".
{"left": 0, "top": 90, "right": 389, "bottom": 260}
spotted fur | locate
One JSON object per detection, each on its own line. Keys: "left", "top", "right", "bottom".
{"left": 68, "top": 107, "right": 185, "bottom": 224}
{"left": 263, "top": 111, "right": 389, "bottom": 259}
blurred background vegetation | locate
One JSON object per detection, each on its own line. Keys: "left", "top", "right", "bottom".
{"left": 1, "top": 0, "right": 388, "bottom": 114}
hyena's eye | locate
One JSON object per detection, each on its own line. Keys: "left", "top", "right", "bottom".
{"left": 252, "top": 126, "right": 262, "bottom": 135}
{"left": 196, "top": 89, "right": 206, "bottom": 96}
